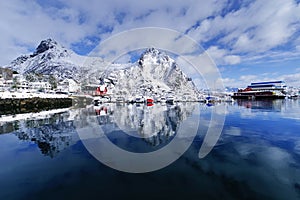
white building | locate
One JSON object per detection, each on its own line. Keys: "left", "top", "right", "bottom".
{"left": 57, "top": 78, "right": 80, "bottom": 93}
{"left": 29, "top": 81, "right": 52, "bottom": 92}
{"left": 0, "top": 73, "right": 78, "bottom": 94}
{"left": 2, "top": 80, "right": 13, "bottom": 89}
{"left": 1, "top": 74, "right": 51, "bottom": 92}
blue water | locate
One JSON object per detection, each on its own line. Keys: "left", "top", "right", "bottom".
{"left": 0, "top": 100, "right": 300, "bottom": 200}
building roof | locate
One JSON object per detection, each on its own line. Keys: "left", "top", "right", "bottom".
{"left": 251, "top": 81, "right": 285, "bottom": 85}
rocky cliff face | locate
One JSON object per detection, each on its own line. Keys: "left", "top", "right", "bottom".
{"left": 102, "top": 48, "right": 198, "bottom": 99}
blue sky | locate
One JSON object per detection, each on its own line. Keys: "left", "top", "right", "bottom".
{"left": 0, "top": 0, "right": 300, "bottom": 87}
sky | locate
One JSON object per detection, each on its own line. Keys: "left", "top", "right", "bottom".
{"left": 0, "top": 0, "right": 300, "bottom": 87}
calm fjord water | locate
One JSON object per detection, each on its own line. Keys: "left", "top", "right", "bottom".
{"left": 0, "top": 100, "right": 300, "bottom": 200}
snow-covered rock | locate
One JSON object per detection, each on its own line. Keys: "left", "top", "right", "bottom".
{"left": 102, "top": 48, "right": 199, "bottom": 100}
{"left": 5, "top": 38, "right": 106, "bottom": 82}
{"left": 4, "top": 39, "right": 199, "bottom": 98}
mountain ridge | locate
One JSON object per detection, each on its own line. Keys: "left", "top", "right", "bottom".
{"left": 102, "top": 47, "right": 199, "bottom": 99}
{"left": 4, "top": 39, "right": 199, "bottom": 98}
{"left": 5, "top": 38, "right": 107, "bottom": 83}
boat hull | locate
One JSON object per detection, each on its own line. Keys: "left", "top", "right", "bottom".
{"left": 232, "top": 94, "right": 285, "bottom": 100}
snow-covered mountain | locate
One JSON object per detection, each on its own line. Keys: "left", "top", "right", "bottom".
{"left": 5, "top": 38, "right": 106, "bottom": 82}
{"left": 103, "top": 48, "right": 199, "bottom": 99}
{"left": 4, "top": 39, "right": 199, "bottom": 98}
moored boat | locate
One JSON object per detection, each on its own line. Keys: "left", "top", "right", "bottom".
{"left": 135, "top": 95, "right": 145, "bottom": 103}
{"left": 232, "top": 81, "right": 286, "bottom": 100}
{"left": 166, "top": 96, "right": 174, "bottom": 104}
{"left": 146, "top": 98, "right": 154, "bottom": 104}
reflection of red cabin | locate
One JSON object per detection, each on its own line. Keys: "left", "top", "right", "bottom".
{"left": 95, "top": 85, "right": 108, "bottom": 96}
{"left": 95, "top": 106, "right": 108, "bottom": 116}
{"left": 146, "top": 98, "right": 154, "bottom": 103}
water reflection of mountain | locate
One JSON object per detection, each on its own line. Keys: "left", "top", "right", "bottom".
{"left": 12, "top": 112, "right": 75, "bottom": 158}
{"left": 237, "top": 99, "right": 284, "bottom": 111}
{"left": 94, "top": 103, "right": 197, "bottom": 147}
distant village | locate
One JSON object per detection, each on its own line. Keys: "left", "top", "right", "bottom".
{"left": 1, "top": 67, "right": 299, "bottom": 102}
{"left": 0, "top": 68, "right": 80, "bottom": 99}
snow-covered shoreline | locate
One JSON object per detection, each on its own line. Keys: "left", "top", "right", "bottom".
{"left": 0, "top": 91, "right": 69, "bottom": 99}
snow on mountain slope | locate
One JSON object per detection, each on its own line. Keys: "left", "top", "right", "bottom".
{"left": 4, "top": 39, "right": 199, "bottom": 98}
{"left": 5, "top": 39, "right": 106, "bottom": 82}
{"left": 103, "top": 48, "right": 199, "bottom": 99}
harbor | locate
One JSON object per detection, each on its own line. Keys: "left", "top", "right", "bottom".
{"left": 1, "top": 98, "right": 300, "bottom": 200}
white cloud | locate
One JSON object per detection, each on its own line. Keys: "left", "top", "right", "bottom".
{"left": 221, "top": 77, "right": 236, "bottom": 85}
{"left": 0, "top": 0, "right": 228, "bottom": 65}
{"left": 242, "top": 50, "right": 300, "bottom": 64}
{"left": 279, "top": 73, "right": 300, "bottom": 87}
{"left": 220, "top": 75, "right": 265, "bottom": 88}
{"left": 0, "top": 0, "right": 99, "bottom": 65}
{"left": 188, "top": 0, "right": 300, "bottom": 57}
{"left": 224, "top": 55, "right": 241, "bottom": 65}
{"left": 206, "top": 46, "right": 241, "bottom": 65}
{"left": 239, "top": 75, "right": 258, "bottom": 83}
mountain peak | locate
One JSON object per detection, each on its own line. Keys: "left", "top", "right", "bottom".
{"left": 103, "top": 47, "right": 198, "bottom": 98}
{"left": 35, "top": 38, "right": 60, "bottom": 54}
{"left": 138, "top": 48, "right": 173, "bottom": 67}
{"left": 141, "top": 47, "right": 164, "bottom": 58}
{"left": 145, "top": 47, "right": 160, "bottom": 54}
{"left": 6, "top": 38, "right": 84, "bottom": 77}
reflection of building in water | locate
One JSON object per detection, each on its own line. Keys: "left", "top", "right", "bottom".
{"left": 96, "top": 103, "right": 196, "bottom": 146}
{"left": 14, "top": 113, "right": 74, "bottom": 158}
{"left": 237, "top": 99, "right": 283, "bottom": 112}
{"left": 94, "top": 104, "right": 114, "bottom": 125}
